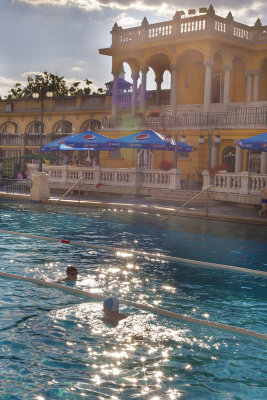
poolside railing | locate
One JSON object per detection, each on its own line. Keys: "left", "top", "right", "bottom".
{"left": 0, "top": 178, "right": 32, "bottom": 195}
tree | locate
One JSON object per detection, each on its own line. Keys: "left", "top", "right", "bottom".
{"left": 5, "top": 72, "right": 105, "bottom": 99}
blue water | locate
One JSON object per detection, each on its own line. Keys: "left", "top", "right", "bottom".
{"left": 0, "top": 199, "right": 266, "bottom": 399}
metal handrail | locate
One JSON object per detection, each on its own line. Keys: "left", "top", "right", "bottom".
{"left": 49, "top": 176, "right": 84, "bottom": 210}
{"left": 162, "top": 185, "right": 214, "bottom": 222}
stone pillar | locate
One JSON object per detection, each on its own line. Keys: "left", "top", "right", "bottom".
{"left": 130, "top": 167, "right": 142, "bottom": 189}
{"left": 260, "top": 151, "right": 267, "bottom": 174}
{"left": 235, "top": 145, "right": 243, "bottom": 173}
{"left": 203, "top": 60, "right": 213, "bottom": 112}
{"left": 30, "top": 172, "right": 50, "bottom": 201}
{"left": 169, "top": 168, "right": 181, "bottom": 189}
{"left": 140, "top": 68, "right": 148, "bottom": 114}
{"left": 20, "top": 134, "right": 26, "bottom": 171}
{"left": 202, "top": 170, "right": 211, "bottom": 190}
{"left": 111, "top": 72, "right": 119, "bottom": 117}
{"left": 170, "top": 64, "right": 178, "bottom": 116}
{"left": 131, "top": 73, "right": 139, "bottom": 115}
{"left": 246, "top": 71, "right": 253, "bottom": 102}
{"left": 239, "top": 172, "right": 249, "bottom": 195}
{"left": 223, "top": 65, "right": 231, "bottom": 106}
{"left": 252, "top": 70, "right": 260, "bottom": 101}
{"left": 155, "top": 77, "right": 162, "bottom": 106}
{"left": 210, "top": 141, "right": 219, "bottom": 168}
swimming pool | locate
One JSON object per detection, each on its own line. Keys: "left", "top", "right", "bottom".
{"left": 0, "top": 199, "right": 266, "bottom": 399}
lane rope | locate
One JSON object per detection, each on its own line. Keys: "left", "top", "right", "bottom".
{"left": 0, "top": 229, "right": 267, "bottom": 278}
{"left": 0, "top": 271, "right": 266, "bottom": 341}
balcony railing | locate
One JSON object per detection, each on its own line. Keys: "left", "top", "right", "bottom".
{"left": 103, "top": 106, "right": 267, "bottom": 129}
{"left": 111, "top": 7, "right": 266, "bottom": 47}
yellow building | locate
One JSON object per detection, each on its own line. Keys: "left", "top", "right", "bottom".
{"left": 0, "top": 5, "right": 267, "bottom": 182}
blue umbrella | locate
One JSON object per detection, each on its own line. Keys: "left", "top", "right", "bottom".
{"left": 64, "top": 130, "right": 115, "bottom": 150}
{"left": 113, "top": 129, "right": 192, "bottom": 152}
{"left": 42, "top": 135, "right": 77, "bottom": 152}
{"left": 236, "top": 132, "right": 267, "bottom": 152}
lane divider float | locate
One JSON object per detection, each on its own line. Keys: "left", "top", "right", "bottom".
{"left": 0, "top": 271, "right": 266, "bottom": 341}
{"left": 0, "top": 229, "right": 266, "bottom": 278}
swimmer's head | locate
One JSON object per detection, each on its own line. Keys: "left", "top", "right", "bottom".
{"left": 103, "top": 297, "right": 119, "bottom": 313}
{"left": 66, "top": 266, "right": 78, "bottom": 280}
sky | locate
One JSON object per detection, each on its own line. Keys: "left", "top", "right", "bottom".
{"left": 0, "top": 0, "right": 266, "bottom": 98}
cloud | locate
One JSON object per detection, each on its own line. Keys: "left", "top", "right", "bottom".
{"left": 72, "top": 66, "right": 83, "bottom": 72}
{"left": 112, "top": 12, "right": 140, "bottom": 27}
{"left": 13, "top": 0, "right": 266, "bottom": 25}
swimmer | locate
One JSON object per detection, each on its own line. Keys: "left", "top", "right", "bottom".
{"left": 103, "top": 297, "right": 128, "bottom": 325}
{"left": 63, "top": 266, "right": 78, "bottom": 281}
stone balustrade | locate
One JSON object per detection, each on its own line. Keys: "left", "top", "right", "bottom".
{"left": 112, "top": 7, "right": 266, "bottom": 46}
{"left": 26, "top": 165, "right": 182, "bottom": 191}
{"left": 202, "top": 170, "right": 267, "bottom": 195}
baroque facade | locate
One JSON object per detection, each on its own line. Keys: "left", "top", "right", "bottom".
{"left": 1, "top": 5, "right": 267, "bottom": 179}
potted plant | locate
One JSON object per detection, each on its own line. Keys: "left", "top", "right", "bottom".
{"left": 148, "top": 110, "right": 160, "bottom": 118}
{"left": 208, "top": 163, "right": 230, "bottom": 176}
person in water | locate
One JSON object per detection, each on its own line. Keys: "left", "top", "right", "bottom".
{"left": 64, "top": 266, "right": 78, "bottom": 281}
{"left": 103, "top": 297, "right": 127, "bottom": 325}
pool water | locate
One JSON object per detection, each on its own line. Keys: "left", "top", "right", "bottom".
{"left": 0, "top": 199, "right": 266, "bottom": 399}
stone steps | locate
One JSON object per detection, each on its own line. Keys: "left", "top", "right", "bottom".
{"left": 148, "top": 189, "right": 216, "bottom": 205}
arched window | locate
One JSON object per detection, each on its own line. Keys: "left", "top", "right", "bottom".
{"left": 1, "top": 122, "right": 18, "bottom": 134}
{"left": 26, "top": 121, "right": 44, "bottom": 134}
{"left": 53, "top": 120, "right": 73, "bottom": 135}
{"left": 82, "top": 119, "right": 101, "bottom": 131}
{"left": 246, "top": 150, "right": 261, "bottom": 173}
{"left": 222, "top": 145, "right": 236, "bottom": 172}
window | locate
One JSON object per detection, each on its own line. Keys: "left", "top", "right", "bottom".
{"left": 54, "top": 120, "right": 73, "bottom": 134}
{"left": 246, "top": 150, "right": 261, "bottom": 173}
{"left": 222, "top": 145, "right": 236, "bottom": 172}
{"left": 26, "top": 122, "right": 43, "bottom": 134}
{"left": 82, "top": 119, "right": 101, "bottom": 131}
{"left": 1, "top": 122, "right": 18, "bottom": 134}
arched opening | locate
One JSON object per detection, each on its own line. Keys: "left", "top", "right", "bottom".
{"left": 222, "top": 145, "right": 235, "bottom": 171}
{"left": 246, "top": 150, "right": 261, "bottom": 173}
{"left": 53, "top": 120, "right": 74, "bottom": 136}
{"left": 81, "top": 119, "right": 101, "bottom": 131}
{"left": 1, "top": 122, "right": 18, "bottom": 134}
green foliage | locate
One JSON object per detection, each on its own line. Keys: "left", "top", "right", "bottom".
{"left": 5, "top": 72, "right": 105, "bottom": 99}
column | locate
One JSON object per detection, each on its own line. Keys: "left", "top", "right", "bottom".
{"left": 139, "top": 67, "right": 148, "bottom": 115}
{"left": 223, "top": 65, "right": 231, "bottom": 106}
{"left": 111, "top": 72, "right": 119, "bottom": 117}
{"left": 203, "top": 60, "right": 213, "bottom": 112}
{"left": 246, "top": 71, "right": 252, "bottom": 102}
{"left": 155, "top": 77, "right": 162, "bottom": 106}
{"left": 170, "top": 64, "right": 178, "bottom": 116}
{"left": 252, "top": 70, "right": 260, "bottom": 101}
{"left": 210, "top": 141, "right": 219, "bottom": 168}
{"left": 260, "top": 151, "right": 267, "bottom": 174}
{"left": 234, "top": 145, "right": 242, "bottom": 173}
{"left": 131, "top": 73, "right": 139, "bottom": 115}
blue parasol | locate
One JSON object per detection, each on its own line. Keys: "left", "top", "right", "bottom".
{"left": 113, "top": 129, "right": 192, "bottom": 152}
{"left": 64, "top": 130, "right": 115, "bottom": 150}
{"left": 42, "top": 135, "right": 79, "bottom": 152}
{"left": 235, "top": 132, "right": 267, "bottom": 152}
